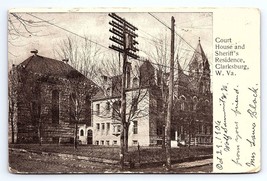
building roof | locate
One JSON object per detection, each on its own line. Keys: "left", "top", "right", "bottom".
{"left": 189, "top": 39, "right": 209, "bottom": 72}
{"left": 175, "top": 39, "right": 210, "bottom": 91}
{"left": 19, "top": 54, "right": 96, "bottom": 85}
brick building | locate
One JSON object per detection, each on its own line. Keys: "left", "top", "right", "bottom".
{"left": 170, "top": 39, "right": 213, "bottom": 146}
{"left": 9, "top": 53, "right": 96, "bottom": 144}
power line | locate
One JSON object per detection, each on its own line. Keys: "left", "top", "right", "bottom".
{"left": 148, "top": 12, "right": 172, "bottom": 31}
{"left": 27, "top": 13, "right": 212, "bottom": 76}
{"left": 26, "top": 13, "right": 110, "bottom": 51}
{"left": 148, "top": 13, "right": 204, "bottom": 55}
{"left": 148, "top": 12, "right": 213, "bottom": 74}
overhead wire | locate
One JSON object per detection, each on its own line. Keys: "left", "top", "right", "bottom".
{"left": 27, "top": 12, "right": 212, "bottom": 76}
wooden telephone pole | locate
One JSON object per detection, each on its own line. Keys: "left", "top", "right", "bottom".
{"left": 108, "top": 13, "right": 139, "bottom": 170}
{"left": 165, "top": 16, "right": 175, "bottom": 170}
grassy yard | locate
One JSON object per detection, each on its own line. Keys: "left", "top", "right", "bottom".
{"left": 10, "top": 144, "right": 212, "bottom": 165}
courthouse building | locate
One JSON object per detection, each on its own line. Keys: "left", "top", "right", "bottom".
{"left": 9, "top": 52, "right": 96, "bottom": 144}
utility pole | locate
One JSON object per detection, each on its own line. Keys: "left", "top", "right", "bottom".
{"left": 108, "top": 13, "right": 139, "bottom": 170}
{"left": 165, "top": 16, "right": 175, "bottom": 170}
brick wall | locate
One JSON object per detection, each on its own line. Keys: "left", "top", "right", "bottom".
{"left": 12, "top": 67, "right": 93, "bottom": 144}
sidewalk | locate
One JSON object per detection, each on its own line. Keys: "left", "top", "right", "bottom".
{"left": 173, "top": 158, "right": 213, "bottom": 168}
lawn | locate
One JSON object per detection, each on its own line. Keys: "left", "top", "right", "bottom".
{"left": 10, "top": 144, "right": 212, "bottom": 166}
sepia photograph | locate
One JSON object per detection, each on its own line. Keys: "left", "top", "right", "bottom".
{"left": 8, "top": 10, "right": 213, "bottom": 173}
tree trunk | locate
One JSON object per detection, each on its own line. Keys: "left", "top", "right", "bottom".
{"left": 38, "top": 119, "right": 42, "bottom": 146}
{"left": 124, "top": 123, "right": 129, "bottom": 153}
{"left": 162, "top": 124, "right": 165, "bottom": 149}
{"left": 74, "top": 123, "right": 78, "bottom": 149}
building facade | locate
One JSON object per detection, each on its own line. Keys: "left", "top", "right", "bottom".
{"left": 90, "top": 39, "right": 212, "bottom": 147}
{"left": 170, "top": 39, "right": 213, "bottom": 146}
{"left": 91, "top": 60, "right": 160, "bottom": 146}
{"left": 9, "top": 53, "right": 95, "bottom": 144}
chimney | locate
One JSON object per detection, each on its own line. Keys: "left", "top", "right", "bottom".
{"left": 30, "top": 49, "right": 38, "bottom": 56}
{"left": 62, "top": 58, "right": 69, "bottom": 63}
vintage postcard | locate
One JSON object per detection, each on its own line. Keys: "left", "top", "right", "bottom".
{"left": 8, "top": 8, "right": 260, "bottom": 173}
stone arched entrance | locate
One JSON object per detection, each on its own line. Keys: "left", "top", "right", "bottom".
{"left": 87, "top": 129, "right": 93, "bottom": 145}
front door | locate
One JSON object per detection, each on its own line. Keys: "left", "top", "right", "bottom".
{"left": 87, "top": 130, "right": 93, "bottom": 145}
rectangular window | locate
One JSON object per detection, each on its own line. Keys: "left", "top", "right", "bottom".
{"left": 133, "top": 140, "right": 138, "bottom": 145}
{"left": 95, "top": 141, "right": 99, "bottom": 145}
{"left": 107, "top": 123, "right": 110, "bottom": 134}
{"left": 201, "top": 125, "right": 205, "bottom": 134}
{"left": 101, "top": 140, "right": 104, "bottom": 145}
{"left": 207, "top": 126, "right": 211, "bottom": 135}
{"left": 133, "top": 121, "right": 138, "bottom": 134}
{"left": 198, "top": 124, "right": 201, "bottom": 134}
{"left": 96, "top": 104, "right": 100, "bottom": 115}
{"left": 106, "top": 140, "right": 110, "bottom": 146}
{"left": 117, "top": 125, "right": 121, "bottom": 133}
{"left": 102, "top": 123, "right": 105, "bottom": 130}
{"left": 132, "top": 98, "right": 138, "bottom": 113}
{"left": 106, "top": 102, "right": 110, "bottom": 111}
{"left": 96, "top": 123, "right": 100, "bottom": 131}
{"left": 113, "top": 125, "right": 115, "bottom": 133}
{"left": 113, "top": 140, "right": 117, "bottom": 145}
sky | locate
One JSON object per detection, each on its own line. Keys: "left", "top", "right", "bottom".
{"left": 8, "top": 11, "right": 212, "bottom": 72}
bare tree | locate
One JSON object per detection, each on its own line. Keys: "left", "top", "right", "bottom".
{"left": 67, "top": 72, "right": 98, "bottom": 149}
{"left": 9, "top": 65, "right": 44, "bottom": 145}
{"left": 8, "top": 65, "right": 18, "bottom": 144}
{"left": 54, "top": 35, "right": 103, "bottom": 81}
{"left": 95, "top": 57, "right": 151, "bottom": 154}
{"left": 8, "top": 13, "right": 49, "bottom": 57}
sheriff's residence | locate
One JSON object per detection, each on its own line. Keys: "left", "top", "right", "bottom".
{"left": 9, "top": 40, "right": 212, "bottom": 147}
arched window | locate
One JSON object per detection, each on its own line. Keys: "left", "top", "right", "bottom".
{"left": 132, "top": 77, "right": 138, "bottom": 88}
{"left": 80, "top": 129, "right": 84, "bottom": 136}
{"left": 199, "top": 82, "right": 205, "bottom": 93}
{"left": 31, "top": 85, "right": 41, "bottom": 125}
{"left": 52, "top": 90, "right": 59, "bottom": 124}
{"left": 180, "top": 95, "right": 186, "bottom": 111}
{"left": 106, "top": 87, "right": 111, "bottom": 96}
